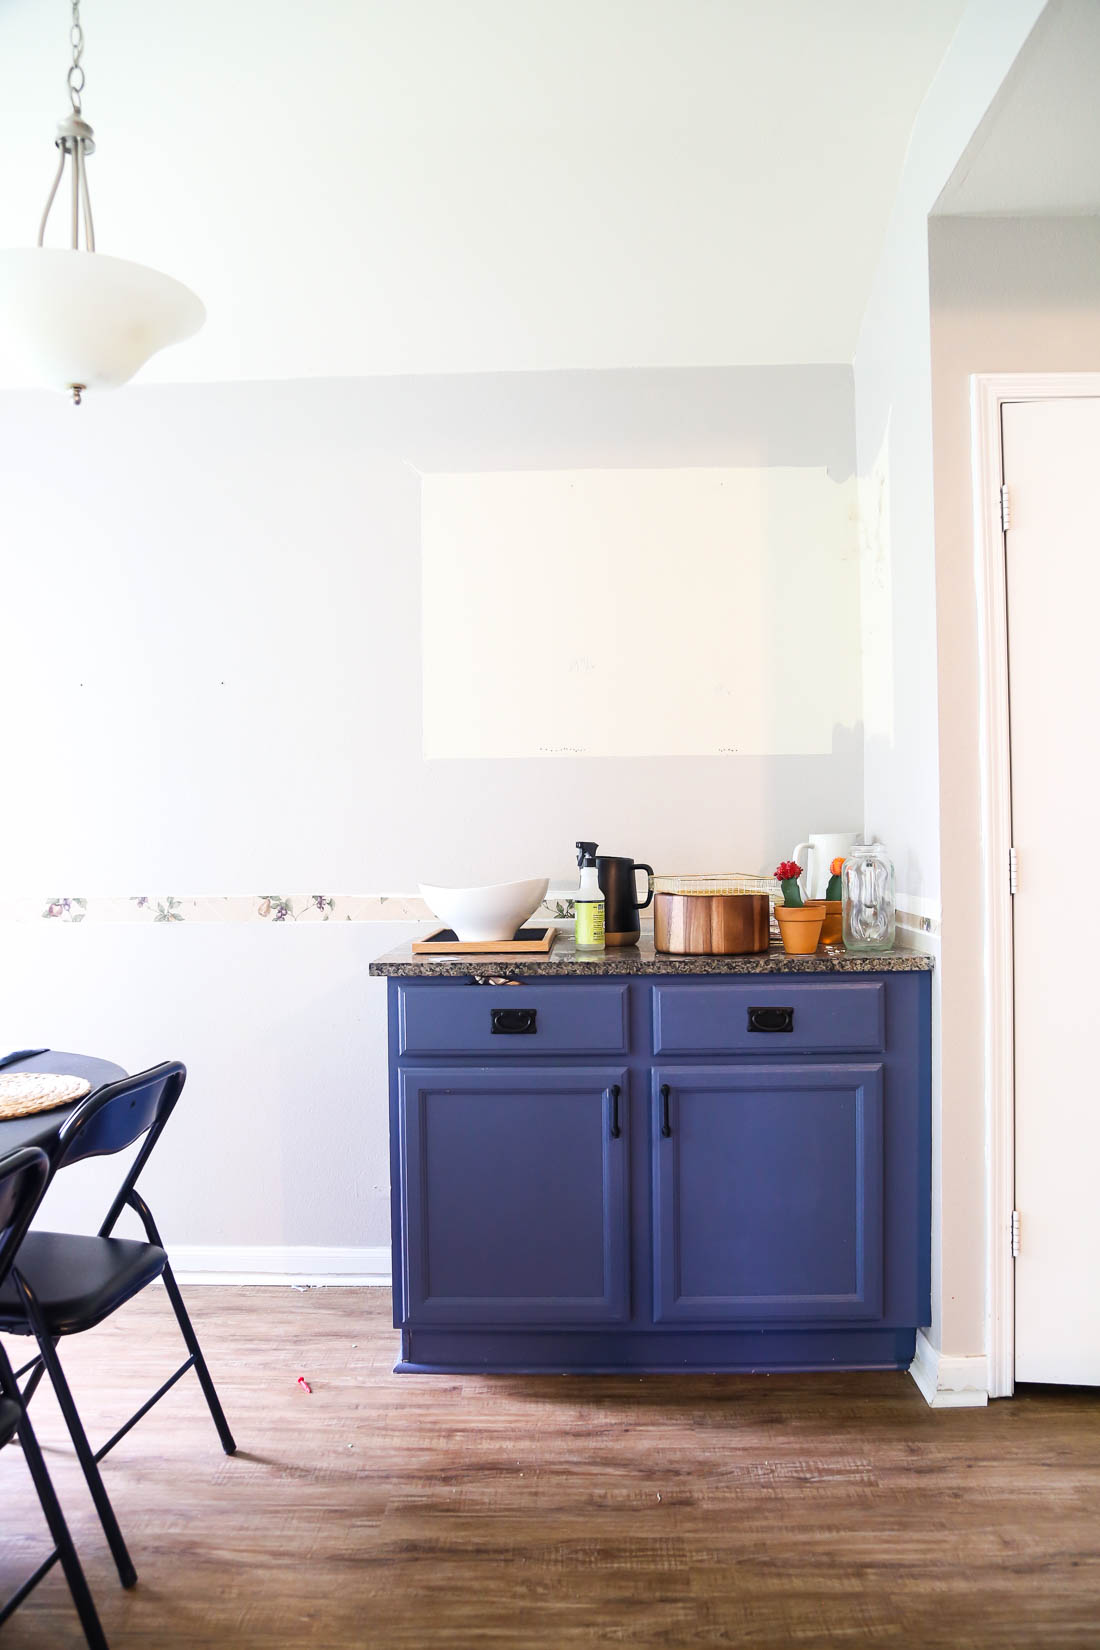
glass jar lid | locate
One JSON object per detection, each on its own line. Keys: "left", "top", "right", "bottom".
{"left": 652, "top": 872, "right": 780, "bottom": 898}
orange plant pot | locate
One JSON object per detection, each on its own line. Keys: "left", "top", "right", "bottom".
{"left": 774, "top": 903, "right": 826, "bottom": 955}
{"left": 808, "top": 898, "right": 843, "bottom": 947}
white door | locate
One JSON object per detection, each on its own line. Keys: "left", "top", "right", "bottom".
{"left": 1003, "top": 397, "right": 1100, "bottom": 1385}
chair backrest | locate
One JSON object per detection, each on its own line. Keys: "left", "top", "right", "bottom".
{"left": 0, "top": 1147, "right": 50, "bottom": 1288}
{"left": 53, "top": 1062, "right": 187, "bottom": 1240}
{"left": 54, "top": 1061, "right": 186, "bottom": 1172}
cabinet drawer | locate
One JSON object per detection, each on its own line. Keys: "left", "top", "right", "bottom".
{"left": 652, "top": 981, "right": 885, "bottom": 1055}
{"left": 398, "top": 982, "right": 630, "bottom": 1057}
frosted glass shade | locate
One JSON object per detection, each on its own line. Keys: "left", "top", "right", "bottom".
{"left": 0, "top": 246, "right": 204, "bottom": 393}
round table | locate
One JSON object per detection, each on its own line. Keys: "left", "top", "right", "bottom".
{"left": 0, "top": 1050, "right": 128, "bottom": 1157}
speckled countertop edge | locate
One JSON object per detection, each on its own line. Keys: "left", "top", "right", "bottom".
{"left": 369, "top": 929, "right": 934, "bottom": 978}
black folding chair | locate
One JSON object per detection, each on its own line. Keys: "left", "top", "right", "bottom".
{"left": 0, "top": 1146, "right": 109, "bottom": 1649}
{"left": 0, "top": 1061, "right": 235, "bottom": 1591}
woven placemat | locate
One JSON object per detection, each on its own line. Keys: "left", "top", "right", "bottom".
{"left": 0, "top": 1072, "right": 91, "bottom": 1121}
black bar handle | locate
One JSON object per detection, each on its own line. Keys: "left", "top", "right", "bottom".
{"left": 608, "top": 1084, "right": 622, "bottom": 1139}
{"left": 660, "top": 1083, "right": 672, "bottom": 1138}
{"left": 747, "top": 1005, "right": 794, "bottom": 1034}
{"left": 634, "top": 863, "right": 655, "bottom": 912}
{"left": 491, "top": 1007, "right": 537, "bottom": 1035}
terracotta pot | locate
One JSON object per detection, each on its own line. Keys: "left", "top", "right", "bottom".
{"left": 774, "top": 902, "right": 826, "bottom": 955}
{"left": 808, "top": 898, "right": 843, "bottom": 947}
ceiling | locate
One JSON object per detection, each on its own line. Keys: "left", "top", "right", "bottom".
{"left": 0, "top": 0, "right": 968, "bottom": 383}
{"left": 937, "top": 0, "right": 1100, "bottom": 216}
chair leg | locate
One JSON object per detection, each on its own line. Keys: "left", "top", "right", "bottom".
{"left": 33, "top": 1334, "right": 138, "bottom": 1590}
{"left": 15, "top": 1411, "right": 111, "bottom": 1650}
{"left": 160, "top": 1263, "right": 236, "bottom": 1455}
{"left": 19, "top": 1350, "right": 49, "bottom": 1407}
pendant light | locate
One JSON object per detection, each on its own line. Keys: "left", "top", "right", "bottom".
{"left": 0, "top": 0, "right": 204, "bottom": 404}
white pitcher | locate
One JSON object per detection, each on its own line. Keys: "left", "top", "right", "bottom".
{"left": 791, "top": 831, "right": 859, "bottom": 901}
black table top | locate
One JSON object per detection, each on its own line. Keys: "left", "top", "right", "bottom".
{"left": 0, "top": 1049, "right": 129, "bottom": 1157}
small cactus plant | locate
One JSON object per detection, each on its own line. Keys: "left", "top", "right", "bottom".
{"left": 825, "top": 855, "right": 845, "bottom": 901}
{"left": 774, "top": 860, "right": 804, "bottom": 907}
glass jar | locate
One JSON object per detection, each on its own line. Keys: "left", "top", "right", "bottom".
{"left": 841, "top": 842, "right": 896, "bottom": 953}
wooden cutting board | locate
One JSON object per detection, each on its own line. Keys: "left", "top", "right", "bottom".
{"left": 411, "top": 926, "right": 558, "bottom": 956}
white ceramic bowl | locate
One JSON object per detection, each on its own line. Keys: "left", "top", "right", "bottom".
{"left": 418, "top": 877, "right": 550, "bottom": 943}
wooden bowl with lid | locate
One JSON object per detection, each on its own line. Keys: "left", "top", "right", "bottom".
{"left": 652, "top": 874, "right": 776, "bottom": 955}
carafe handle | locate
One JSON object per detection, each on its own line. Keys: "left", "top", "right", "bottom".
{"left": 793, "top": 842, "right": 811, "bottom": 901}
{"left": 634, "top": 863, "right": 654, "bottom": 912}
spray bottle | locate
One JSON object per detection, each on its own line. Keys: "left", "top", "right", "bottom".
{"left": 574, "top": 841, "right": 606, "bottom": 950}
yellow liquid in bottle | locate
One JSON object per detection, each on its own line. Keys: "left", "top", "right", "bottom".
{"left": 574, "top": 900, "right": 605, "bottom": 948}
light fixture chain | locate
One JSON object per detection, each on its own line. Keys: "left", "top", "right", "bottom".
{"left": 68, "top": 0, "right": 85, "bottom": 114}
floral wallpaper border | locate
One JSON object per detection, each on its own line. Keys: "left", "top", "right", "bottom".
{"left": 0, "top": 893, "right": 938, "bottom": 935}
{"left": 1, "top": 894, "right": 579, "bottom": 925}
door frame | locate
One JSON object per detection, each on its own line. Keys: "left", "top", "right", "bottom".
{"left": 971, "top": 372, "right": 1100, "bottom": 1397}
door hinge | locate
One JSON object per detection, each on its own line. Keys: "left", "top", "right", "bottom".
{"left": 1008, "top": 846, "right": 1018, "bottom": 895}
{"left": 1000, "top": 484, "right": 1013, "bottom": 533}
{"left": 1011, "top": 1210, "right": 1021, "bottom": 1258}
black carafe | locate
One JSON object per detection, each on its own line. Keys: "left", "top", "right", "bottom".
{"left": 577, "top": 842, "right": 654, "bottom": 947}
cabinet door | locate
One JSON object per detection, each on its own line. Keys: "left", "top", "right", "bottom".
{"left": 399, "top": 1066, "right": 629, "bottom": 1326}
{"left": 652, "top": 1065, "right": 883, "bottom": 1324}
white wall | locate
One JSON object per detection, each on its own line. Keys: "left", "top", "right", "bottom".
{"left": 0, "top": 921, "right": 414, "bottom": 1260}
{"left": 1, "top": 369, "right": 862, "bottom": 898}
{"left": 928, "top": 212, "right": 1100, "bottom": 1352}
{"left": 854, "top": 0, "right": 1048, "bottom": 910}
{"left": 936, "top": 0, "right": 1100, "bottom": 215}
{"left": 0, "top": 0, "right": 966, "bottom": 384}
{"left": 0, "top": 365, "right": 862, "bottom": 1257}
{"left": 852, "top": 0, "right": 1047, "bottom": 1355}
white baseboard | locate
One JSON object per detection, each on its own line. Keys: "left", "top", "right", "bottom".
{"left": 169, "top": 1259, "right": 994, "bottom": 1408}
{"left": 169, "top": 1245, "right": 392, "bottom": 1286}
{"left": 909, "top": 1329, "right": 989, "bottom": 1408}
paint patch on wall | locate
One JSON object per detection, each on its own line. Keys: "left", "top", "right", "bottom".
{"left": 421, "top": 466, "right": 858, "bottom": 758}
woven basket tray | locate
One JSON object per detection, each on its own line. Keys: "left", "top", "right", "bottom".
{"left": 0, "top": 1072, "right": 91, "bottom": 1121}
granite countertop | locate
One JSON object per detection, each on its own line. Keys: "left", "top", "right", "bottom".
{"left": 369, "top": 928, "right": 934, "bottom": 978}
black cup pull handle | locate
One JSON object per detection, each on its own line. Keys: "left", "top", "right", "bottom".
{"left": 660, "top": 1083, "right": 672, "bottom": 1138}
{"left": 748, "top": 1006, "right": 794, "bottom": 1034}
{"left": 608, "top": 1084, "right": 622, "bottom": 1139}
{"left": 491, "top": 1007, "right": 537, "bottom": 1035}
{"left": 634, "top": 863, "right": 655, "bottom": 912}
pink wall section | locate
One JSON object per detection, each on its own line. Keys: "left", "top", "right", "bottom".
{"left": 929, "top": 212, "right": 1100, "bottom": 1357}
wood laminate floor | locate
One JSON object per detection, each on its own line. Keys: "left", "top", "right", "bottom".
{"left": 1, "top": 1288, "right": 1098, "bottom": 1648}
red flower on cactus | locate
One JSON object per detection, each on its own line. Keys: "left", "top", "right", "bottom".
{"left": 830, "top": 856, "right": 845, "bottom": 876}
{"left": 774, "top": 861, "right": 802, "bottom": 882}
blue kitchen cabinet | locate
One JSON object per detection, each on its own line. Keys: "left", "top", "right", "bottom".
{"left": 398, "top": 1066, "right": 630, "bottom": 1327}
{"left": 652, "top": 1064, "right": 883, "bottom": 1323}
{"left": 377, "top": 962, "right": 932, "bottom": 1374}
